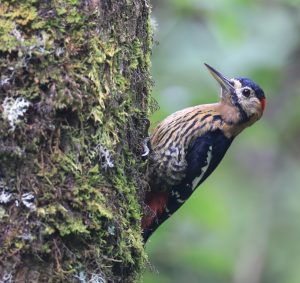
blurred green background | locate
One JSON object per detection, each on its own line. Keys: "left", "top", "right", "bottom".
{"left": 142, "top": 1, "right": 300, "bottom": 283}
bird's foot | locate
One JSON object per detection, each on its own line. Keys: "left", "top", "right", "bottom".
{"left": 140, "top": 118, "right": 152, "bottom": 159}
{"left": 141, "top": 137, "right": 151, "bottom": 159}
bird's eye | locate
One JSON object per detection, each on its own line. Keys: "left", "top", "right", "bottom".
{"left": 242, "top": 88, "right": 251, "bottom": 97}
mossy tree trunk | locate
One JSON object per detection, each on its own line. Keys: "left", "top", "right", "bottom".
{"left": 0, "top": 0, "right": 153, "bottom": 282}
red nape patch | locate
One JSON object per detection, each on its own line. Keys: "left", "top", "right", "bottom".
{"left": 260, "top": 98, "right": 266, "bottom": 111}
{"left": 141, "top": 192, "right": 168, "bottom": 229}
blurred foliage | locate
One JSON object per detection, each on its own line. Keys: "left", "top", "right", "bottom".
{"left": 142, "top": 0, "right": 300, "bottom": 283}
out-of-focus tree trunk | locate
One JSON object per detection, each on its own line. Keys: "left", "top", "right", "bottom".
{"left": 0, "top": 1, "right": 153, "bottom": 282}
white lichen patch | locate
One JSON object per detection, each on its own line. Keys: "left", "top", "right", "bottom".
{"left": 11, "top": 28, "right": 24, "bottom": 42}
{"left": 95, "top": 145, "right": 114, "bottom": 171}
{"left": 0, "top": 271, "right": 13, "bottom": 283}
{"left": 90, "top": 273, "right": 106, "bottom": 283}
{"left": 0, "top": 190, "right": 12, "bottom": 204}
{"left": 2, "top": 97, "right": 31, "bottom": 131}
{"left": 55, "top": 47, "right": 65, "bottom": 57}
{"left": 0, "top": 179, "right": 36, "bottom": 210}
{"left": 75, "top": 271, "right": 106, "bottom": 283}
{"left": 107, "top": 225, "right": 115, "bottom": 236}
{"left": 0, "top": 178, "right": 12, "bottom": 204}
{"left": 75, "top": 271, "right": 87, "bottom": 283}
{"left": 21, "top": 192, "right": 36, "bottom": 211}
{"left": 0, "top": 77, "right": 10, "bottom": 87}
{"left": 18, "top": 232, "right": 34, "bottom": 241}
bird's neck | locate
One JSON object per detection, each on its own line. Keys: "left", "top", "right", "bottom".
{"left": 213, "top": 102, "right": 257, "bottom": 138}
{"left": 214, "top": 102, "right": 241, "bottom": 124}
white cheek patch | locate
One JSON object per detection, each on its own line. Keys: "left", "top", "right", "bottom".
{"left": 241, "top": 97, "right": 260, "bottom": 116}
{"left": 192, "top": 146, "right": 213, "bottom": 190}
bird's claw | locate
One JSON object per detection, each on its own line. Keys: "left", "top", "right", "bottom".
{"left": 141, "top": 137, "right": 151, "bottom": 158}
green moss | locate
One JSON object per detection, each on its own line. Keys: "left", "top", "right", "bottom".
{"left": 56, "top": 217, "right": 89, "bottom": 236}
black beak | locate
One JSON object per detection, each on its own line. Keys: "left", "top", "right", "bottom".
{"left": 204, "top": 63, "right": 234, "bottom": 93}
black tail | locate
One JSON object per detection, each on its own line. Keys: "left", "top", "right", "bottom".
{"left": 142, "top": 185, "right": 191, "bottom": 243}
{"left": 142, "top": 228, "right": 152, "bottom": 243}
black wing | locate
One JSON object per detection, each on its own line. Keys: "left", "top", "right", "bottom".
{"left": 184, "top": 129, "right": 233, "bottom": 191}
{"left": 143, "top": 129, "right": 233, "bottom": 242}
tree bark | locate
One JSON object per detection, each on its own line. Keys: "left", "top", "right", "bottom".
{"left": 0, "top": 0, "right": 153, "bottom": 282}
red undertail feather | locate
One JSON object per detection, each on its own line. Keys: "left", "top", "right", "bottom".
{"left": 142, "top": 192, "right": 168, "bottom": 229}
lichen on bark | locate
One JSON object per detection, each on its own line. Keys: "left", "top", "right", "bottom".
{"left": 0, "top": 0, "right": 154, "bottom": 282}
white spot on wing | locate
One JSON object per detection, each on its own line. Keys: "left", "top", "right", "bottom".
{"left": 192, "top": 146, "right": 213, "bottom": 190}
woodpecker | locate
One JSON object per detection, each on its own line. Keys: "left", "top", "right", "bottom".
{"left": 142, "top": 64, "right": 266, "bottom": 242}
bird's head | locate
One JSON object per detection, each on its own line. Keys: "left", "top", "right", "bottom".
{"left": 205, "top": 63, "right": 266, "bottom": 123}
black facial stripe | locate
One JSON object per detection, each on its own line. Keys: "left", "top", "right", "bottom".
{"left": 232, "top": 93, "right": 248, "bottom": 123}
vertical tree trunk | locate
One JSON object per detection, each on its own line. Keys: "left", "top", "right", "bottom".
{"left": 0, "top": 0, "right": 153, "bottom": 282}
